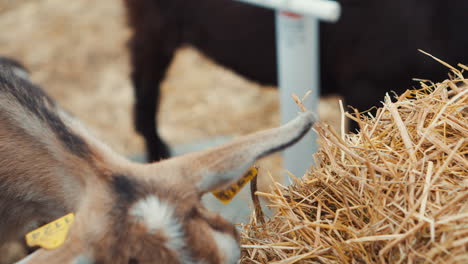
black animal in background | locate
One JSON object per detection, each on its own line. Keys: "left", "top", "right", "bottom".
{"left": 123, "top": 0, "right": 468, "bottom": 162}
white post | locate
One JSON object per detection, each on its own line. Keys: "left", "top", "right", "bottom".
{"left": 234, "top": 0, "right": 341, "bottom": 180}
{"left": 277, "top": 12, "right": 320, "bottom": 179}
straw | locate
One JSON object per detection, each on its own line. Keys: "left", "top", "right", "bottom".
{"left": 241, "top": 65, "right": 468, "bottom": 263}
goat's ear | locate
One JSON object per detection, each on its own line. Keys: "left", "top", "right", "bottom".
{"left": 182, "top": 111, "right": 315, "bottom": 194}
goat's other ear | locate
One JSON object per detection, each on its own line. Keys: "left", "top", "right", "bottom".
{"left": 185, "top": 111, "right": 315, "bottom": 194}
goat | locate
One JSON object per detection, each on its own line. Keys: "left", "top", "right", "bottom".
{"left": 123, "top": 0, "right": 468, "bottom": 162}
{"left": 0, "top": 58, "right": 314, "bottom": 263}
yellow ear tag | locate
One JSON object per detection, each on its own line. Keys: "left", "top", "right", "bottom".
{"left": 25, "top": 213, "right": 75, "bottom": 250}
{"left": 212, "top": 167, "right": 258, "bottom": 204}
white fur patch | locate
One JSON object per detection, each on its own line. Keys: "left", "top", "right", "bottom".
{"left": 130, "top": 195, "right": 182, "bottom": 241}
{"left": 211, "top": 231, "right": 240, "bottom": 264}
{"left": 130, "top": 195, "right": 193, "bottom": 263}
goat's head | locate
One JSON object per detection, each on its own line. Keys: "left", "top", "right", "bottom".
{"left": 17, "top": 111, "right": 315, "bottom": 264}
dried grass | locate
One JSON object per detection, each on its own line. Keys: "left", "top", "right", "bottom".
{"left": 241, "top": 66, "right": 468, "bottom": 263}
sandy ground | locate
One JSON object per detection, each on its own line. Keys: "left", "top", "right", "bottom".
{"left": 0, "top": 0, "right": 341, "bottom": 262}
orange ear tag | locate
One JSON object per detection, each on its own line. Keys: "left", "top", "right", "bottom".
{"left": 212, "top": 167, "right": 258, "bottom": 204}
{"left": 25, "top": 213, "right": 75, "bottom": 250}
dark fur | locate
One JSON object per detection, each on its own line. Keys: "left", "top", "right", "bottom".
{"left": 0, "top": 62, "right": 91, "bottom": 160}
{"left": 111, "top": 174, "right": 140, "bottom": 203}
{"left": 124, "top": 0, "right": 468, "bottom": 161}
{"left": 0, "top": 57, "right": 29, "bottom": 75}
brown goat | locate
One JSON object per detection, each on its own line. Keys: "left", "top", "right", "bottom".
{"left": 0, "top": 59, "right": 314, "bottom": 264}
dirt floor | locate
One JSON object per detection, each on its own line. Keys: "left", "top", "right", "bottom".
{"left": 0, "top": 0, "right": 342, "bottom": 262}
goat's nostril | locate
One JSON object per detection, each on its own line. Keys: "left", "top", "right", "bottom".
{"left": 129, "top": 257, "right": 139, "bottom": 264}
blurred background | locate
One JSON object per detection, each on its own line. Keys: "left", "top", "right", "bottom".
{"left": 0, "top": 0, "right": 341, "bottom": 178}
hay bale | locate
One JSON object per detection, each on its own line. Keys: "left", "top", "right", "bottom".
{"left": 241, "top": 66, "right": 468, "bottom": 263}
